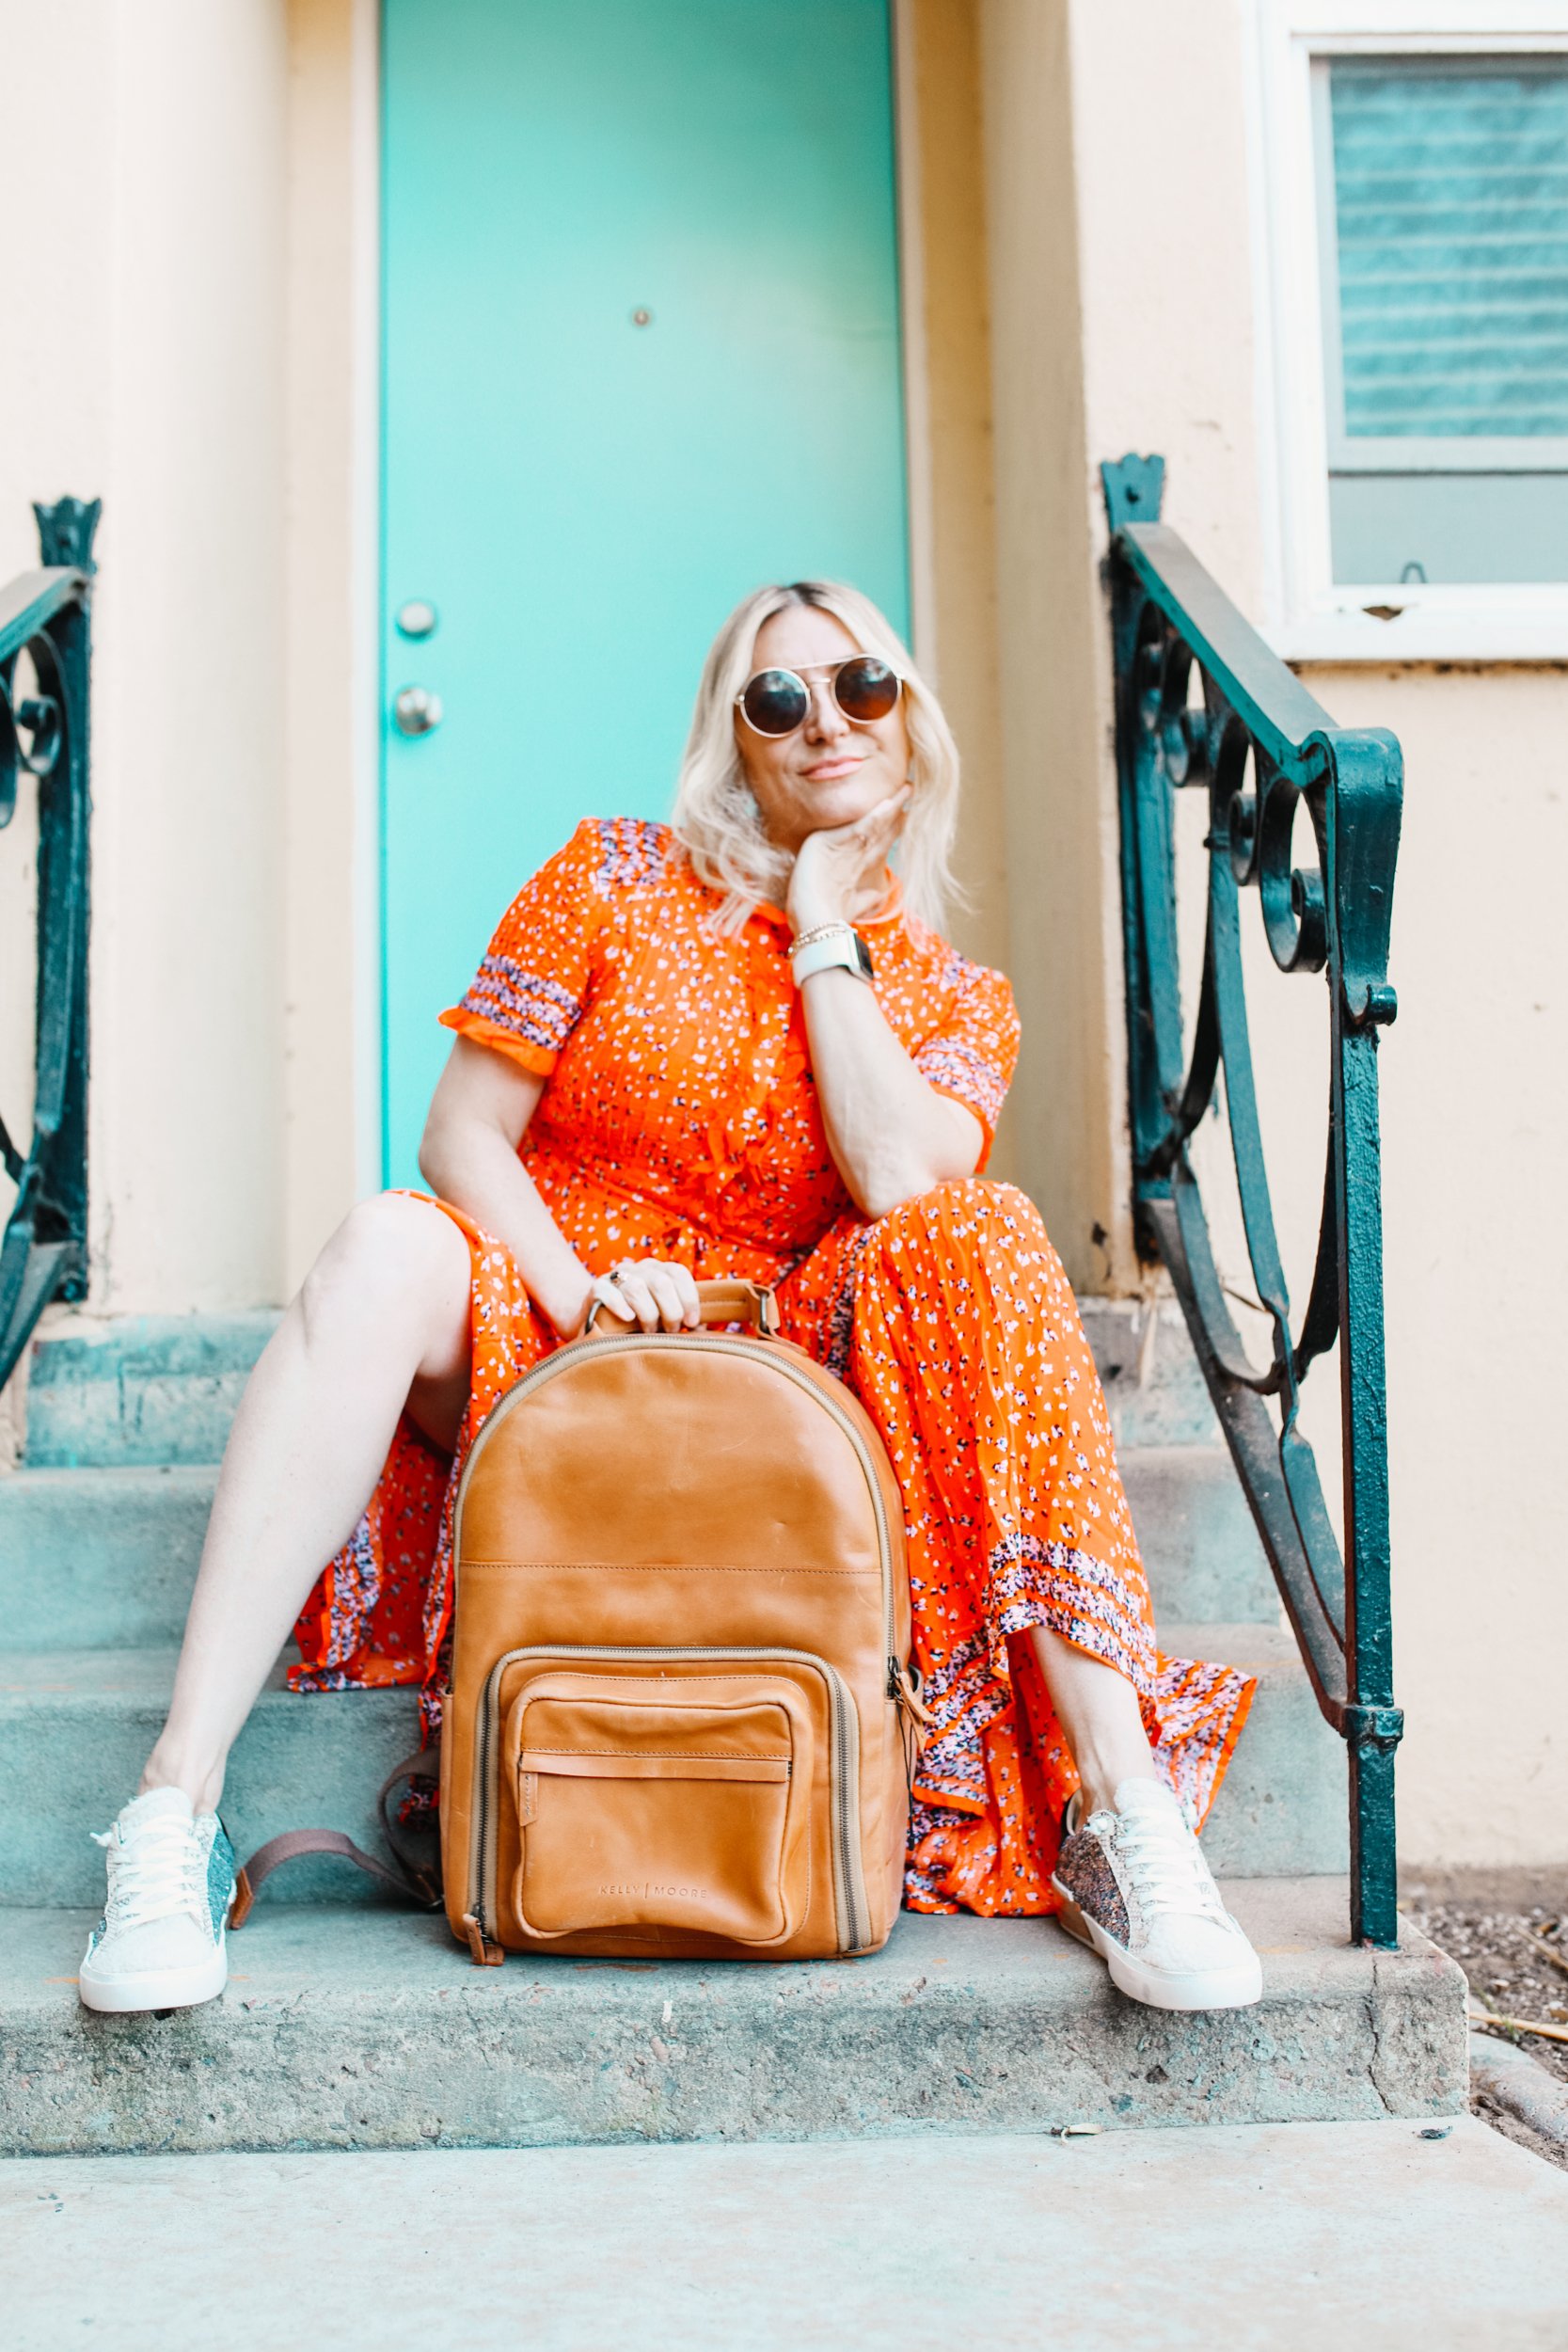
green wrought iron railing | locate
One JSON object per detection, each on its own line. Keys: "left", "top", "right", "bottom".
{"left": 0, "top": 498, "right": 99, "bottom": 1391}
{"left": 1101, "top": 455, "right": 1404, "bottom": 1948}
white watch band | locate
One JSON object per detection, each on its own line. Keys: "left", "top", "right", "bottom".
{"left": 790, "top": 929, "right": 873, "bottom": 987}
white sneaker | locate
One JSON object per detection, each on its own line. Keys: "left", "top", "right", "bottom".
{"left": 1052, "top": 1777, "right": 1263, "bottom": 2011}
{"left": 78, "top": 1787, "right": 236, "bottom": 2014}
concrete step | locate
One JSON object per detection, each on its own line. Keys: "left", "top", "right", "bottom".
{"left": 0, "top": 1449, "right": 1276, "bottom": 1656}
{"left": 0, "top": 1467, "right": 217, "bottom": 1649}
{"left": 22, "top": 1312, "right": 280, "bottom": 1469}
{"left": 1175, "top": 1622, "right": 1347, "bottom": 1878}
{"left": 0, "top": 1652, "right": 420, "bottom": 1908}
{"left": 1081, "top": 1299, "right": 1221, "bottom": 1450}
{"left": 0, "top": 1622, "right": 1342, "bottom": 1910}
{"left": 0, "top": 1880, "right": 1466, "bottom": 2155}
{"left": 8, "top": 2119, "right": 1564, "bottom": 2352}
{"left": 18, "top": 1299, "right": 1219, "bottom": 1470}
{"left": 1121, "top": 1448, "right": 1275, "bottom": 1622}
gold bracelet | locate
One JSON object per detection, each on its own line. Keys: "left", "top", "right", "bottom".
{"left": 788, "top": 920, "right": 855, "bottom": 957}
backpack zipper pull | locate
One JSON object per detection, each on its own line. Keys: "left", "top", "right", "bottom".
{"left": 461, "top": 1909, "right": 505, "bottom": 1967}
{"left": 888, "top": 1658, "right": 933, "bottom": 1735}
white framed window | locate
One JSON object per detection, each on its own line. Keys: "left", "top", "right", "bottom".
{"left": 1256, "top": 2, "right": 1568, "bottom": 658}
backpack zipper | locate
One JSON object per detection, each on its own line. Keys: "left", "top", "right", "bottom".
{"left": 468, "top": 1643, "right": 867, "bottom": 1952}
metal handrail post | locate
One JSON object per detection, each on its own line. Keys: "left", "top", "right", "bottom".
{"left": 1101, "top": 455, "right": 1403, "bottom": 1946}
{"left": 0, "top": 497, "right": 99, "bottom": 1391}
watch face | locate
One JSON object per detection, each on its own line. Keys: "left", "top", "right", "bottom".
{"left": 854, "top": 933, "right": 875, "bottom": 979}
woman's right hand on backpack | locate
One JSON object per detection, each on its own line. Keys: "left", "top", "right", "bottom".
{"left": 583, "top": 1258, "right": 702, "bottom": 1334}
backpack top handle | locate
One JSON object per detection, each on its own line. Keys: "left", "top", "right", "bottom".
{"left": 585, "top": 1278, "right": 781, "bottom": 1338}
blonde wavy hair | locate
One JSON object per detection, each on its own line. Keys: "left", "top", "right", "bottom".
{"left": 670, "top": 580, "right": 962, "bottom": 933}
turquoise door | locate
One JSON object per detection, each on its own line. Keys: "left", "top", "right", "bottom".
{"left": 382, "top": 0, "right": 910, "bottom": 1184}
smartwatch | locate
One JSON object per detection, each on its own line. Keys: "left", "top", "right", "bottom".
{"left": 789, "top": 925, "right": 875, "bottom": 988}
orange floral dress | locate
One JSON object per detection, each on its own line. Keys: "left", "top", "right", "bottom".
{"left": 292, "top": 817, "right": 1253, "bottom": 1915}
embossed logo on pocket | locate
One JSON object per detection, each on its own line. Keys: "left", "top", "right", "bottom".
{"left": 598, "top": 1882, "right": 702, "bottom": 1900}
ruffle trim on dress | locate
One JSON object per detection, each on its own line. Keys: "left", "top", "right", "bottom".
{"left": 291, "top": 1518, "right": 381, "bottom": 1686}
{"left": 987, "top": 1533, "right": 1158, "bottom": 1692}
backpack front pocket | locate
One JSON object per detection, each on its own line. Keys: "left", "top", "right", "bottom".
{"left": 500, "top": 1670, "right": 814, "bottom": 1944}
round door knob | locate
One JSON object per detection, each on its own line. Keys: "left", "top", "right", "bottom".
{"left": 393, "top": 684, "right": 443, "bottom": 738}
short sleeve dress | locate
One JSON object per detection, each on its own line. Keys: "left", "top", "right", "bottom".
{"left": 293, "top": 817, "right": 1253, "bottom": 1917}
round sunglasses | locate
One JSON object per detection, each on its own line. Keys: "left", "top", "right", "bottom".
{"left": 735, "top": 655, "right": 902, "bottom": 739}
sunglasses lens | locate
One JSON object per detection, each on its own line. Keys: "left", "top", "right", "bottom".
{"left": 741, "top": 669, "right": 810, "bottom": 736}
{"left": 835, "top": 657, "right": 900, "bottom": 723}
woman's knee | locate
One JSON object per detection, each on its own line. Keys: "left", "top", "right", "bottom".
{"left": 873, "top": 1175, "right": 1043, "bottom": 1244}
{"left": 300, "top": 1193, "right": 469, "bottom": 1340}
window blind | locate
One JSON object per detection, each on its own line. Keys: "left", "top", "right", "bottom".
{"left": 1328, "top": 57, "right": 1568, "bottom": 442}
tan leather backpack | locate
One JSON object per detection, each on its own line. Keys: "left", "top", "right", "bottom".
{"left": 441, "top": 1279, "right": 924, "bottom": 1964}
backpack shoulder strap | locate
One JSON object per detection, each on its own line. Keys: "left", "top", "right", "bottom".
{"left": 230, "top": 1747, "right": 442, "bottom": 1925}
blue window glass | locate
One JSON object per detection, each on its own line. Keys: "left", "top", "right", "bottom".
{"left": 1318, "top": 56, "right": 1568, "bottom": 584}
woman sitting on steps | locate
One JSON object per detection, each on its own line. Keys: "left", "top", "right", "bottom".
{"left": 80, "top": 580, "right": 1262, "bottom": 2018}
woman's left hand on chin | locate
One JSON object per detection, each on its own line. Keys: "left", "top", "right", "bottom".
{"left": 786, "top": 785, "right": 911, "bottom": 931}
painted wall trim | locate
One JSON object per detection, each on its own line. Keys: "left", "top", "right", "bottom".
{"left": 893, "top": 0, "right": 939, "bottom": 681}
{"left": 280, "top": 0, "right": 385, "bottom": 1291}
{"left": 350, "top": 0, "right": 382, "bottom": 1205}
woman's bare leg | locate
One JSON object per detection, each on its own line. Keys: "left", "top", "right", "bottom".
{"left": 1028, "top": 1627, "right": 1160, "bottom": 1819}
{"left": 139, "top": 1195, "right": 474, "bottom": 1815}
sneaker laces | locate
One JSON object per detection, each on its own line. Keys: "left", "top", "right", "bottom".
{"left": 91, "top": 1814, "right": 206, "bottom": 1931}
{"left": 1112, "top": 1805, "right": 1227, "bottom": 1924}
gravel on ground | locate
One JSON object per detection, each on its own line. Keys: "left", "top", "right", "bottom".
{"left": 1403, "top": 1892, "right": 1568, "bottom": 2170}
{"left": 1404, "top": 1896, "right": 1568, "bottom": 2087}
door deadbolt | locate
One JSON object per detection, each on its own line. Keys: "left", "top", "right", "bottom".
{"left": 393, "top": 684, "right": 443, "bottom": 737}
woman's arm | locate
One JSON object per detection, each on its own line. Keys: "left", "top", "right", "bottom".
{"left": 419, "top": 1038, "right": 698, "bottom": 1335}
{"left": 787, "top": 792, "right": 984, "bottom": 1219}
{"left": 419, "top": 1040, "right": 594, "bottom": 1336}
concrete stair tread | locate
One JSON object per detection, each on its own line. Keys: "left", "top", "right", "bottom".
{"left": 0, "top": 1618, "right": 1347, "bottom": 1904}
{"left": 0, "top": 1880, "right": 1467, "bottom": 2153}
{"left": 0, "top": 1462, "right": 216, "bottom": 1496}
{"left": 1118, "top": 1448, "right": 1275, "bottom": 1621}
{"left": 20, "top": 1299, "right": 1223, "bottom": 1468}
{"left": 1155, "top": 1622, "right": 1347, "bottom": 1876}
{"left": 0, "top": 1466, "right": 218, "bottom": 1651}
{"left": 0, "top": 1648, "right": 393, "bottom": 1698}
{"left": 0, "top": 1649, "right": 419, "bottom": 1908}
{"left": 0, "top": 1446, "right": 1277, "bottom": 1655}
{"left": 0, "top": 1625, "right": 1303, "bottom": 1684}
{"left": 1157, "top": 1619, "right": 1294, "bottom": 1665}
{"left": 26, "top": 1311, "right": 282, "bottom": 1379}
{"left": 23, "top": 1313, "right": 280, "bottom": 1470}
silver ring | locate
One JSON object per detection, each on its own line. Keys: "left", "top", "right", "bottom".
{"left": 607, "top": 1268, "right": 624, "bottom": 1286}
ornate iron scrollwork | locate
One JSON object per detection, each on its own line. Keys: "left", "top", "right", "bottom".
{"left": 1101, "top": 456, "right": 1403, "bottom": 1948}
{"left": 0, "top": 497, "right": 99, "bottom": 1390}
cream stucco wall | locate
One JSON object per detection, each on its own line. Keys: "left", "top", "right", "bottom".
{"left": 1313, "top": 667, "right": 1568, "bottom": 1868}
{"left": 974, "top": 0, "right": 1135, "bottom": 1288}
{"left": 897, "top": 0, "right": 1016, "bottom": 1176}
{"left": 281, "top": 0, "right": 380, "bottom": 1292}
{"left": 0, "top": 0, "right": 291, "bottom": 1313}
